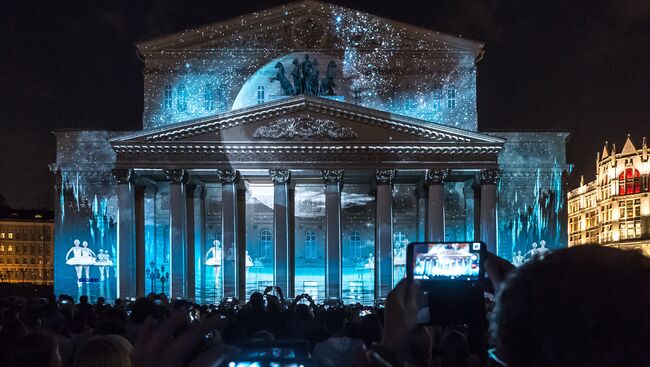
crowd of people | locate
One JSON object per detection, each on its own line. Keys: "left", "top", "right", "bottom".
{"left": 0, "top": 245, "right": 648, "bottom": 367}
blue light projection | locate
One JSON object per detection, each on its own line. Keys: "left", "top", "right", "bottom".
{"left": 55, "top": 171, "right": 117, "bottom": 301}
{"left": 141, "top": 4, "right": 479, "bottom": 131}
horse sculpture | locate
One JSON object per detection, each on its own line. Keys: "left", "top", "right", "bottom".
{"left": 270, "top": 62, "right": 294, "bottom": 95}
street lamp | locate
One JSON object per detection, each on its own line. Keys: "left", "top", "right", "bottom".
{"left": 145, "top": 261, "right": 162, "bottom": 293}
{"left": 159, "top": 265, "right": 169, "bottom": 295}
{"left": 20, "top": 268, "right": 27, "bottom": 283}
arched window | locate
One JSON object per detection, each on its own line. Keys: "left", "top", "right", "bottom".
{"left": 259, "top": 229, "right": 272, "bottom": 258}
{"left": 350, "top": 230, "right": 361, "bottom": 258}
{"left": 618, "top": 168, "right": 641, "bottom": 195}
{"left": 164, "top": 85, "right": 173, "bottom": 109}
{"left": 204, "top": 83, "right": 215, "bottom": 110}
{"left": 304, "top": 230, "right": 317, "bottom": 259}
{"left": 256, "top": 85, "right": 265, "bottom": 104}
{"left": 177, "top": 84, "right": 188, "bottom": 112}
{"left": 447, "top": 85, "right": 456, "bottom": 108}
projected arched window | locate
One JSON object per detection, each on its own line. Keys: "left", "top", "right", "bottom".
{"left": 304, "top": 230, "right": 317, "bottom": 259}
{"left": 164, "top": 85, "right": 173, "bottom": 109}
{"left": 177, "top": 84, "right": 188, "bottom": 112}
{"left": 350, "top": 230, "right": 361, "bottom": 258}
{"left": 259, "top": 229, "right": 272, "bottom": 258}
{"left": 619, "top": 168, "right": 641, "bottom": 195}
{"left": 447, "top": 85, "right": 456, "bottom": 108}
{"left": 204, "top": 83, "right": 215, "bottom": 110}
{"left": 256, "top": 85, "right": 265, "bottom": 104}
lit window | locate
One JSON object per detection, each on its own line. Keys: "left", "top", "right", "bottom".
{"left": 350, "top": 230, "right": 361, "bottom": 258}
{"left": 432, "top": 90, "right": 442, "bottom": 111}
{"left": 259, "top": 229, "right": 272, "bottom": 258}
{"left": 8, "top": 245, "right": 12, "bottom": 252}
{"left": 177, "top": 84, "right": 188, "bottom": 112}
{"left": 257, "top": 85, "right": 265, "bottom": 105}
{"left": 0, "top": 233, "right": 4, "bottom": 239}
{"left": 164, "top": 85, "right": 173, "bottom": 109}
{"left": 447, "top": 85, "right": 456, "bottom": 108}
{"left": 204, "top": 83, "right": 215, "bottom": 110}
{"left": 304, "top": 230, "right": 317, "bottom": 259}
{"left": 8, "top": 233, "right": 13, "bottom": 239}
{"left": 0, "top": 245, "right": 4, "bottom": 251}
{"left": 618, "top": 168, "right": 641, "bottom": 195}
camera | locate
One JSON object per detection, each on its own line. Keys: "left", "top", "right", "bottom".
{"left": 407, "top": 241, "right": 487, "bottom": 325}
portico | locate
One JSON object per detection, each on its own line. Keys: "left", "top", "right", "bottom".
{"left": 109, "top": 96, "right": 503, "bottom": 302}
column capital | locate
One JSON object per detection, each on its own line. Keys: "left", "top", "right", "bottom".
{"left": 425, "top": 169, "right": 450, "bottom": 185}
{"left": 375, "top": 169, "right": 397, "bottom": 184}
{"left": 322, "top": 169, "right": 344, "bottom": 184}
{"left": 164, "top": 169, "right": 189, "bottom": 184}
{"left": 269, "top": 169, "right": 291, "bottom": 184}
{"left": 480, "top": 169, "right": 502, "bottom": 185}
{"left": 112, "top": 168, "right": 135, "bottom": 184}
{"left": 216, "top": 169, "right": 239, "bottom": 184}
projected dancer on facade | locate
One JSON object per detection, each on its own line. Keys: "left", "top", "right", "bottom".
{"left": 94, "top": 249, "right": 113, "bottom": 281}
{"left": 66, "top": 239, "right": 96, "bottom": 286}
{"left": 205, "top": 240, "right": 222, "bottom": 286}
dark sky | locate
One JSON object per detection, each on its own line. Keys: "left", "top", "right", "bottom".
{"left": 1, "top": 0, "right": 649, "bottom": 209}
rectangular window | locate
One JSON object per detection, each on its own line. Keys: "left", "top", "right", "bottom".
{"left": 447, "top": 86, "right": 456, "bottom": 108}
{"left": 164, "top": 85, "right": 173, "bottom": 109}
{"left": 8, "top": 233, "right": 13, "bottom": 239}
{"left": 432, "top": 90, "right": 442, "bottom": 111}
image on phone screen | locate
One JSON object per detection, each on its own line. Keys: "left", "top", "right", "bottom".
{"left": 412, "top": 242, "right": 481, "bottom": 281}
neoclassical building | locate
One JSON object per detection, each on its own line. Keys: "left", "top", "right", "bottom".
{"left": 568, "top": 135, "right": 650, "bottom": 256}
{"left": 51, "top": 1, "right": 571, "bottom": 303}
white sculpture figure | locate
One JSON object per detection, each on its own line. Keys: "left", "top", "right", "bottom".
{"left": 512, "top": 250, "right": 525, "bottom": 267}
{"left": 245, "top": 250, "right": 254, "bottom": 281}
{"left": 538, "top": 240, "right": 550, "bottom": 256}
{"left": 205, "top": 240, "right": 222, "bottom": 266}
{"left": 526, "top": 242, "right": 539, "bottom": 259}
{"left": 65, "top": 239, "right": 85, "bottom": 287}
{"left": 80, "top": 241, "right": 97, "bottom": 281}
{"left": 364, "top": 252, "right": 375, "bottom": 269}
{"left": 94, "top": 249, "right": 114, "bottom": 281}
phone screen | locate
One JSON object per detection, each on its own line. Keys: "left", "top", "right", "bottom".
{"left": 411, "top": 242, "right": 482, "bottom": 281}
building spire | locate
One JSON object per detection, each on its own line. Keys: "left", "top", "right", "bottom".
{"left": 621, "top": 134, "right": 637, "bottom": 155}
{"left": 601, "top": 141, "right": 609, "bottom": 159}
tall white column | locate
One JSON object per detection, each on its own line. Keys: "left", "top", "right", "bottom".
{"left": 375, "top": 169, "right": 396, "bottom": 299}
{"left": 270, "top": 169, "right": 292, "bottom": 297}
{"left": 218, "top": 169, "right": 240, "bottom": 298}
{"left": 322, "top": 169, "right": 343, "bottom": 299}
{"left": 113, "top": 169, "right": 141, "bottom": 299}
{"left": 425, "top": 169, "right": 449, "bottom": 241}
{"left": 165, "top": 169, "right": 189, "bottom": 299}
{"left": 480, "top": 169, "right": 501, "bottom": 254}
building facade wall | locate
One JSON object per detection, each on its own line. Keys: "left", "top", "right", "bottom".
{"left": 0, "top": 216, "right": 54, "bottom": 285}
{"left": 568, "top": 137, "right": 650, "bottom": 256}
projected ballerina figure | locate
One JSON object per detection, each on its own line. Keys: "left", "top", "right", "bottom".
{"left": 94, "top": 249, "right": 114, "bottom": 281}
{"left": 66, "top": 239, "right": 96, "bottom": 287}
{"left": 205, "top": 240, "right": 222, "bottom": 287}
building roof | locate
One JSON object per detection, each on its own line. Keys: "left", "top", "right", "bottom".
{"left": 0, "top": 209, "right": 54, "bottom": 222}
{"left": 137, "top": 0, "right": 484, "bottom": 57}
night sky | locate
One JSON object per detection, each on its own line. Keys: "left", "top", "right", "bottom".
{"left": 1, "top": 0, "right": 648, "bottom": 209}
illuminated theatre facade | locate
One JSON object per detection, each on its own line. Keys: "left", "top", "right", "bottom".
{"left": 51, "top": 1, "right": 571, "bottom": 303}
{"left": 568, "top": 136, "right": 650, "bottom": 256}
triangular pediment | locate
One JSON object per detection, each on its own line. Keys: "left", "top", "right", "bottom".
{"left": 137, "top": 0, "right": 482, "bottom": 55}
{"left": 112, "top": 96, "right": 503, "bottom": 147}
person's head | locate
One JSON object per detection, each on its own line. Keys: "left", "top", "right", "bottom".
{"left": 79, "top": 295, "right": 88, "bottom": 305}
{"left": 359, "top": 313, "right": 382, "bottom": 347}
{"left": 74, "top": 335, "right": 132, "bottom": 367}
{"left": 324, "top": 310, "right": 346, "bottom": 336}
{"left": 82, "top": 241, "right": 88, "bottom": 248}
{"left": 131, "top": 297, "right": 156, "bottom": 324}
{"left": 12, "top": 333, "right": 61, "bottom": 367}
{"left": 491, "top": 246, "right": 650, "bottom": 367}
{"left": 248, "top": 292, "right": 264, "bottom": 311}
{"left": 97, "top": 297, "right": 105, "bottom": 306}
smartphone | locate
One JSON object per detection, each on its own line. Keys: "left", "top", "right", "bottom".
{"left": 407, "top": 241, "right": 486, "bottom": 325}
